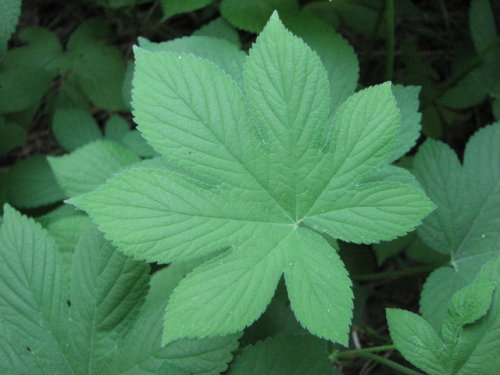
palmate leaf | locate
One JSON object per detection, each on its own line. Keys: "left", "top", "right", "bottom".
{"left": 71, "top": 13, "right": 433, "bottom": 345}
{"left": 413, "top": 123, "right": 500, "bottom": 328}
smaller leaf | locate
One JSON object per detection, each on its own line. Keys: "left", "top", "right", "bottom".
{"left": 229, "top": 334, "right": 331, "bottom": 375}
{"left": 49, "top": 140, "right": 139, "bottom": 197}
{"left": 7, "top": 155, "right": 65, "bottom": 208}
{"left": 104, "top": 115, "right": 129, "bottom": 141}
{"left": 52, "top": 109, "right": 102, "bottom": 151}
{"left": 194, "top": 17, "right": 240, "bottom": 47}
{"left": 160, "top": 0, "right": 213, "bottom": 19}
{"left": 386, "top": 308, "right": 446, "bottom": 375}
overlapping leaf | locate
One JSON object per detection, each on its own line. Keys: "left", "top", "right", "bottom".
{"left": 413, "top": 123, "right": 500, "bottom": 328}
{"left": 71, "top": 14, "right": 433, "bottom": 344}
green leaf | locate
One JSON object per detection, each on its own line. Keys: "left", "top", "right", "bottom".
{"left": 220, "top": 0, "right": 299, "bottom": 32}
{"left": 138, "top": 35, "right": 245, "bottom": 84}
{"left": 230, "top": 334, "right": 331, "bottom": 375}
{"left": 470, "top": 0, "right": 497, "bottom": 53}
{"left": 0, "top": 0, "right": 21, "bottom": 58}
{"left": 285, "top": 10, "right": 359, "bottom": 112}
{"left": 0, "top": 205, "right": 72, "bottom": 374}
{"left": 388, "top": 257, "right": 500, "bottom": 375}
{"left": 0, "top": 121, "right": 25, "bottom": 155}
{"left": 390, "top": 85, "right": 422, "bottom": 161}
{"left": 73, "top": 14, "right": 433, "bottom": 344}
{"left": 7, "top": 155, "right": 65, "bottom": 208}
{"left": 49, "top": 140, "right": 140, "bottom": 197}
{"left": 414, "top": 123, "right": 500, "bottom": 327}
{"left": 104, "top": 115, "right": 130, "bottom": 141}
{"left": 65, "top": 20, "right": 126, "bottom": 111}
{"left": 68, "top": 227, "right": 150, "bottom": 374}
{"left": 283, "top": 229, "right": 352, "bottom": 345}
{"left": 102, "top": 265, "right": 239, "bottom": 375}
{"left": 52, "top": 109, "right": 102, "bottom": 151}
{"left": 160, "top": 0, "right": 213, "bottom": 19}
{"left": 386, "top": 308, "right": 446, "bottom": 375}
{"left": 194, "top": 17, "right": 240, "bottom": 47}
{"left": 121, "top": 130, "right": 157, "bottom": 158}
{"left": 0, "top": 27, "right": 61, "bottom": 113}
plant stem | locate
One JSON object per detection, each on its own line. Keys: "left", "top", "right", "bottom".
{"left": 358, "top": 353, "right": 424, "bottom": 375}
{"left": 336, "top": 344, "right": 396, "bottom": 358}
{"left": 352, "top": 263, "right": 443, "bottom": 282}
{"left": 384, "top": 0, "right": 395, "bottom": 81}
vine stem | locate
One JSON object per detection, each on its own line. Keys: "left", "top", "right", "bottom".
{"left": 335, "top": 344, "right": 396, "bottom": 358}
{"left": 352, "top": 262, "right": 443, "bottom": 282}
{"left": 358, "top": 353, "right": 424, "bottom": 375}
{"left": 384, "top": 0, "right": 395, "bottom": 81}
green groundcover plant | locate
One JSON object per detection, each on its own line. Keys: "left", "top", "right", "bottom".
{"left": 70, "top": 13, "right": 434, "bottom": 345}
{"left": 2, "top": 1, "right": 500, "bottom": 374}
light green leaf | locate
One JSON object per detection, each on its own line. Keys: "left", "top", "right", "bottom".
{"left": 193, "top": 17, "right": 240, "bottom": 47}
{"left": 52, "top": 109, "right": 102, "bottom": 151}
{"left": 138, "top": 35, "right": 245, "bottom": 84}
{"left": 0, "top": 0, "right": 21, "bottom": 58}
{"left": 285, "top": 10, "right": 359, "bottom": 112}
{"left": 0, "top": 205, "right": 72, "bottom": 374}
{"left": 161, "top": 228, "right": 289, "bottom": 343}
{"left": 49, "top": 140, "right": 140, "bottom": 197}
{"left": 304, "top": 181, "right": 434, "bottom": 244}
{"left": 283, "top": 229, "right": 352, "bottom": 345}
{"left": 7, "top": 155, "right": 65, "bottom": 208}
{"left": 103, "top": 265, "right": 239, "bottom": 375}
{"left": 220, "top": 0, "right": 299, "bottom": 32}
{"left": 414, "top": 123, "right": 500, "bottom": 327}
{"left": 229, "top": 334, "right": 331, "bottom": 375}
{"left": 386, "top": 308, "right": 446, "bottom": 375}
{"left": 160, "top": 0, "right": 213, "bottom": 19}
{"left": 68, "top": 227, "right": 150, "bottom": 374}
{"left": 73, "top": 14, "right": 432, "bottom": 343}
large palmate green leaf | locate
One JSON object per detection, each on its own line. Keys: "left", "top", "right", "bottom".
{"left": 413, "top": 123, "right": 500, "bottom": 328}
{"left": 0, "top": 206, "right": 238, "bottom": 375}
{"left": 72, "top": 14, "right": 433, "bottom": 345}
{"left": 387, "top": 256, "right": 500, "bottom": 375}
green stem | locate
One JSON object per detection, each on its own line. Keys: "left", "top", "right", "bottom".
{"left": 359, "top": 353, "right": 424, "bottom": 375}
{"left": 384, "top": 0, "right": 395, "bottom": 81}
{"left": 336, "top": 344, "right": 396, "bottom": 358}
{"left": 352, "top": 263, "right": 443, "bottom": 282}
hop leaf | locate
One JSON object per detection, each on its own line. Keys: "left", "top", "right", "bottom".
{"left": 71, "top": 13, "right": 434, "bottom": 345}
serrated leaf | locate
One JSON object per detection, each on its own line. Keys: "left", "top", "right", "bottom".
{"left": 229, "top": 334, "right": 331, "bottom": 375}
{"left": 73, "top": 14, "right": 432, "bottom": 343}
{"left": 0, "top": 205, "right": 72, "bottom": 374}
{"left": 283, "top": 229, "right": 352, "bottom": 345}
{"left": 49, "top": 140, "right": 140, "bottom": 197}
{"left": 414, "top": 123, "right": 500, "bottom": 327}
{"left": 68, "top": 226, "right": 150, "bottom": 374}
{"left": 285, "top": 10, "right": 359, "bottom": 112}
{"left": 121, "top": 130, "right": 157, "bottom": 158}
{"left": 7, "top": 155, "right": 65, "bottom": 208}
{"left": 387, "top": 308, "right": 446, "bottom": 375}
{"left": 52, "top": 109, "right": 102, "bottom": 151}
{"left": 220, "top": 0, "right": 299, "bottom": 32}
